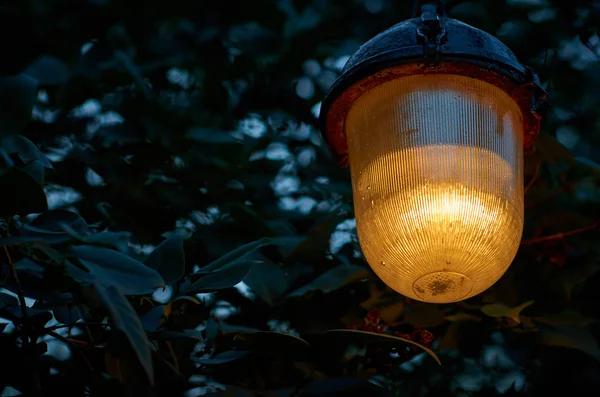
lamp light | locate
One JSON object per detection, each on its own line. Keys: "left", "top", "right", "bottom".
{"left": 320, "top": 4, "right": 548, "bottom": 303}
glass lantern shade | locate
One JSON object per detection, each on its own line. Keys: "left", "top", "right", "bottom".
{"left": 345, "top": 74, "right": 524, "bottom": 303}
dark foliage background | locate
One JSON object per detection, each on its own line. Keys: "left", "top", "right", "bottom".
{"left": 1, "top": 0, "right": 600, "bottom": 396}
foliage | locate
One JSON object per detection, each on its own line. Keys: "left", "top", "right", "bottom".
{"left": 1, "top": 0, "right": 600, "bottom": 396}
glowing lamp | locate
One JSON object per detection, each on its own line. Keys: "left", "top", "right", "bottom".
{"left": 320, "top": 5, "right": 548, "bottom": 303}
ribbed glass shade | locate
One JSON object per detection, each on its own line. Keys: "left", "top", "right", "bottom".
{"left": 346, "top": 74, "right": 524, "bottom": 303}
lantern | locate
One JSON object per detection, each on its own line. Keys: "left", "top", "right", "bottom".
{"left": 320, "top": 5, "right": 548, "bottom": 303}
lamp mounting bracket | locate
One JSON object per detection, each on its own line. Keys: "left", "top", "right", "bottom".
{"left": 417, "top": 4, "right": 446, "bottom": 61}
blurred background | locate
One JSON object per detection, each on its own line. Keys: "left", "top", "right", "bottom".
{"left": 1, "top": 0, "right": 600, "bottom": 396}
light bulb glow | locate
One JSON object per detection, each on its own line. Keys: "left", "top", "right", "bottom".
{"left": 346, "top": 74, "right": 524, "bottom": 303}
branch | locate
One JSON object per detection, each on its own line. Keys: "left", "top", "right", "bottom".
{"left": 521, "top": 222, "right": 598, "bottom": 245}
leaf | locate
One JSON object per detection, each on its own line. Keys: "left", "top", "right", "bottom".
{"left": 0, "top": 235, "right": 69, "bottom": 247}
{"left": 243, "top": 260, "right": 289, "bottom": 305}
{"left": 444, "top": 312, "right": 481, "bottom": 322}
{"left": 539, "top": 325, "right": 600, "bottom": 362}
{"left": 534, "top": 135, "right": 573, "bottom": 164}
{"left": 53, "top": 305, "right": 83, "bottom": 326}
{"left": 143, "top": 233, "right": 186, "bottom": 285}
{"left": 195, "top": 237, "right": 278, "bottom": 274}
{"left": 81, "top": 231, "right": 131, "bottom": 253}
{"left": 2, "top": 135, "right": 53, "bottom": 168}
{"left": 288, "top": 265, "right": 370, "bottom": 298}
{"left": 533, "top": 311, "right": 598, "bottom": 327}
{"left": 0, "top": 74, "right": 37, "bottom": 136}
{"left": 481, "top": 300, "right": 534, "bottom": 323}
{"left": 31, "top": 210, "right": 88, "bottom": 234}
{"left": 152, "top": 330, "right": 204, "bottom": 341}
{"left": 186, "top": 128, "right": 242, "bottom": 144}
{"left": 561, "top": 263, "right": 600, "bottom": 301}
{"left": 320, "top": 329, "right": 441, "bottom": 365}
{"left": 59, "top": 222, "right": 131, "bottom": 253}
{"left": 25, "top": 55, "right": 71, "bottom": 85}
{"left": 0, "top": 167, "right": 48, "bottom": 216}
{"left": 94, "top": 281, "right": 154, "bottom": 385}
{"left": 405, "top": 303, "right": 447, "bottom": 328}
{"left": 188, "top": 262, "right": 253, "bottom": 293}
{"left": 285, "top": 208, "right": 346, "bottom": 261}
{"left": 72, "top": 245, "right": 165, "bottom": 295}
{"left": 195, "top": 350, "right": 251, "bottom": 365}
{"left": 234, "top": 331, "right": 311, "bottom": 355}
{"left": 297, "top": 378, "right": 392, "bottom": 397}
{"left": 141, "top": 305, "right": 167, "bottom": 332}
{"left": 24, "top": 160, "right": 45, "bottom": 185}
{"left": 438, "top": 322, "right": 462, "bottom": 350}
{"left": 378, "top": 302, "right": 405, "bottom": 324}
{"left": 0, "top": 292, "right": 18, "bottom": 308}
{"left": 205, "top": 318, "right": 260, "bottom": 341}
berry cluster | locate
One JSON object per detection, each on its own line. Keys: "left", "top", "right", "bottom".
{"left": 348, "top": 308, "right": 435, "bottom": 366}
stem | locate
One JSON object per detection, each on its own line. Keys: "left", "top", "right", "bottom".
{"left": 521, "top": 222, "right": 598, "bottom": 245}
{"left": 4, "top": 246, "right": 42, "bottom": 394}
{"left": 3, "top": 246, "right": 29, "bottom": 340}
{"left": 47, "top": 322, "right": 112, "bottom": 331}
{"left": 47, "top": 331, "right": 95, "bottom": 372}
{"left": 524, "top": 162, "right": 540, "bottom": 195}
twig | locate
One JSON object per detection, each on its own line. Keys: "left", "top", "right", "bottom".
{"left": 165, "top": 341, "right": 180, "bottom": 373}
{"left": 3, "top": 247, "right": 30, "bottom": 341}
{"left": 47, "top": 322, "right": 112, "bottom": 331}
{"left": 521, "top": 222, "right": 598, "bottom": 245}
{"left": 47, "top": 331, "right": 94, "bottom": 372}
{"left": 524, "top": 162, "right": 541, "bottom": 195}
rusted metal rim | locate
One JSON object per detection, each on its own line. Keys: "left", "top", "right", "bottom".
{"left": 322, "top": 60, "right": 546, "bottom": 167}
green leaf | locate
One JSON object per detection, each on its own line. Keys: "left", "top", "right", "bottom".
{"left": 444, "top": 312, "right": 481, "bottom": 322}
{"left": 288, "top": 265, "right": 370, "bottom": 297}
{"left": 0, "top": 292, "right": 19, "bottom": 308}
{"left": 186, "top": 128, "right": 242, "bottom": 144}
{"left": 25, "top": 55, "right": 71, "bottom": 86}
{"left": 2, "top": 135, "right": 53, "bottom": 168}
{"left": 534, "top": 135, "right": 573, "bottom": 164}
{"left": 539, "top": 324, "right": 600, "bottom": 362}
{"left": 0, "top": 74, "right": 37, "bottom": 136}
{"left": 31, "top": 210, "right": 88, "bottom": 234}
{"left": 72, "top": 245, "right": 165, "bottom": 295}
{"left": 152, "top": 329, "right": 204, "bottom": 341}
{"left": 188, "top": 262, "right": 253, "bottom": 293}
{"left": 59, "top": 222, "right": 131, "bottom": 253}
{"left": 533, "top": 311, "right": 598, "bottom": 327}
{"left": 141, "top": 305, "right": 167, "bottom": 332}
{"left": 297, "top": 378, "right": 392, "bottom": 397}
{"left": 320, "top": 329, "right": 441, "bottom": 365}
{"left": 24, "top": 160, "right": 45, "bottom": 185}
{"left": 0, "top": 235, "right": 70, "bottom": 247}
{"left": 0, "top": 167, "right": 48, "bottom": 216}
{"left": 234, "top": 331, "right": 311, "bottom": 355}
{"left": 93, "top": 281, "right": 154, "bottom": 385}
{"left": 561, "top": 263, "right": 600, "bottom": 301}
{"left": 481, "top": 300, "right": 534, "bottom": 323}
{"left": 405, "top": 303, "right": 447, "bottom": 328}
{"left": 80, "top": 231, "right": 132, "bottom": 253}
{"left": 195, "top": 237, "right": 278, "bottom": 274}
{"left": 144, "top": 234, "right": 186, "bottom": 285}
{"left": 195, "top": 350, "right": 251, "bottom": 365}
{"left": 243, "top": 261, "right": 289, "bottom": 305}
{"left": 52, "top": 305, "right": 84, "bottom": 326}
